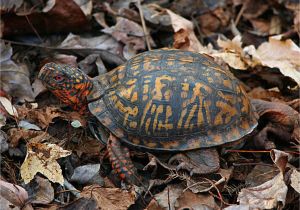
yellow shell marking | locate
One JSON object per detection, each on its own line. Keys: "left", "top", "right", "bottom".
{"left": 131, "top": 92, "right": 138, "bottom": 102}
{"left": 178, "top": 83, "right": 212, "bottom": 128}
{"left": 145, "top": 118, "right": 151, "bottom": 133}
{"left": 129, "top": 121, "right": 137, "bottom": 128}
{"left": 153, "top": 105, "right": 164, "bottom": 132}
{"left": 177, "top": 109, "right": 187, "bottom": 128}
{"left": 184, "top": 104, "right": 197, "bottom": 129}
{"left": 140, "top": 75, "right": 175, "bottom": 128}
{"left": 157, "top": 105, "right": 173, "bottom": 130}
{"left": 215, "top": 101, "right": 238, "bottom": 125}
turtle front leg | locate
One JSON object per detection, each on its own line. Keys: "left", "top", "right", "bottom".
{"left": 107, "top": 134, "right": 140, "bottom": 185}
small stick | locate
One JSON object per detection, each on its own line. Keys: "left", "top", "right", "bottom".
{"left": 234, "top": 3, "right": 246, "bottom": 26}
{"left": 225, "top": 150, "right": 270, "bottom": 153}
{"left": 25, "top": 15, "right": 43, "bottom": 43}
{"left": 137, "top": 0, "right": 151, "bottom": 50}
{"left": 63, "top": 179, "right": 81, "bottom": 198}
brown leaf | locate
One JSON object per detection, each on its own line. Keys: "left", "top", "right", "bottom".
{"left": 0, "top": 41, "right": 34, "bottom": 102}
{"left": 168, "top": 149, "right": 220, "bottom": 175}
{"left": 60, "top": 197, "right": 97, "bottom": 210}
{"left": 237, "top": 173, "right": 288, "bottom": 209}
{"left": 241, "top": 0, "right": 269, "bottom": 20}
{"left": 247, "top": 87, "right": 283, "bottom": 101}
{"left": 81, "top": 185, "right": 136, "bottom": 210}
{"left": 70, "top": 138, "right": 104, "bottom": 157}
{"left": 151, "top": 184, "right": 184, "bottom": 210}
{"left": 147, "top": 188, "right": 218, "bottom": 210}
{"left": 213, "top": 36, "right": 251, "bottom": 70}
{"left": 255, "top": 36, "right": 300, "bottom": 85}
{"left": 210, "top": 35, "right": 300, "bottom": 86}
{"left": 270, "top": 149, "right": 291, "bottom": 174}
{"left": 142, "top": 4, "right": 171, "bottom": 27}
{"left": 31, "top": 176, "right": 54, "bottom": 204}
{"left": 176, "top": 190, "right": 218, "bottom": 209}
{"left": 251, "top": 99, "right": 300, "bottom": 129}
{"left": 7, "top": 128, "right": 47, "bottom": 147}
{"left": 245, "top": 165, "right": 279, "bottom": 187}
{"left": 196, "top": 7, "right": 231, "bottom": 35}
{"left": 20, "top": 142, "right": 71, "bottom": 185}
{"left": 249, "top": 19, "right": 271, "bottom": 35}
{"left": 102, "top": 17, "right": 148, "bottom": 51}
{"left": 59, "top": 33, "right": 122, "bottom": 56}
{"left": 0, "top": 180, "right": 30, "bottom": 208}
{"left": 166, "top": 9, "right": 207, "bottom": 53}
{"left": 2, "top": 0, "right": 89, "bottom": 36}
{"left": 16, "top": 106, "right": 86, "bottom": 129}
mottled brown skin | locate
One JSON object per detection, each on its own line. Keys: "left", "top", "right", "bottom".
{"left": 39, "top": 49, "right": 258, "bottom": 185}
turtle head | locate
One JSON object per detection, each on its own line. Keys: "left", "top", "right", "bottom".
{"left": 38, "top": 62, "right": 93, "bottom": 114}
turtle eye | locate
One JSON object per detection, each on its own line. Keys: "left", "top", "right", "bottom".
{"left": 54, "top": 75, "right": 64, "bottom": 82}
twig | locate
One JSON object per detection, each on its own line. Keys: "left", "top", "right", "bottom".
{"left": 63, "top": 179, "right": 81, "bottom": 198}
{"left": 232, "top": 162, "right": 277, "bottom": 167}
{"left": 204, "top": 178, "right": 231, "bottom": 206}
{"left": 234, "top": 3, "right": 246, "bottom": 26}
{"left": 137, "top": 0, "right": 151, "bottom": 50}
{"left": 1, "top": 39, "right": 126, "bottom": 65}
{"left": 225, "top": 149, "right": 271, "bottom": 153}
{"left": 167, "top": 187, "right": 171, "bottom": 210}
{"left": 226, "top": 149, "right": 300, "bottom": 155}
{"left": 24, "top": 15, "right": 43, "bottom": 43}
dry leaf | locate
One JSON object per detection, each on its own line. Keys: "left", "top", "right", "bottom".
{"left": 290, "top": 169, "right": 300, "bottom": 193}
{"left": 224, "top": 204, "right": 250, "bottom": 210}
{"left": 81, "top": 185, "right": 136, "bottom": 210}
{"left": 168, "top": 149, "right": 220, "bottom": 175}
{"left": 0, "top": 41, "right": 34, "bottom": 102}
{"left": 7, "top": 128, "right": 47, "bottom": 147}
{"left": 0, "top": 180, "right": 30, "bottom": 208}
{"left": 176, "top": 190, "right": 218, "bottom": 209}
{"left": 0, "top": 96, "right": 18, "bottom": 117}
{"left": 142, "top": 5, "right": 171, "bottom": 26}
{"left": 245, "top": 165, "right": 279, "bottom": 187}
{"left": 237, "top": 173, "right": 288, "bottom": 209}
{"left": 255, "top": 36, "right": 300, "bottom": 85}
{"left": 270, "top": 149, "right": 291, "bottom": 174}
{"left": 2, "top": 0, "right": 89, "bottom": 36}
{"left": 73, "top": 0, "right": 93, "bottom": 17}
{"left": 213, "top": 35, "right": 256, "bottom": 70}
{"left": 59, "top": 33, "right": 122, "bottom": 55}
{"left": 152, "top": 184, "right": 184, "bottom": 210}
{"left": 31, "top": 176, "right": 54, "bottom": 204}
{"left": 16, "top": 106, "right": 86, "bottom": 129}
{"left": 0, "top": 0, "right": 23, "bottom": 12}
{"left": 93, "top": 12, "right": 109, "bottom": 28}
{"left": 211, "top": 35, "right": 300, "bottom": 85}
{"left": 102, "top": 17, "right": 149, "bottom": 51}
{"left": 166, "top": 9, "right": 206, "bottom": 53}
{"left": 21, "top": 142, "right": 71, "bottom": 185}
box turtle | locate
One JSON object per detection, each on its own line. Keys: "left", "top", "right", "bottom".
{"left": 39, "top": 49, "right": 258, "bottom": 185}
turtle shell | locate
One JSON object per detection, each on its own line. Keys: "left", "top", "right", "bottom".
{"left": 87, "top": 49, "right": 258, "bottom": 151}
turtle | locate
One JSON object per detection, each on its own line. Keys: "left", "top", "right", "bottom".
{"left": 38, "top": 49, "right": 258, "bottom": 185}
